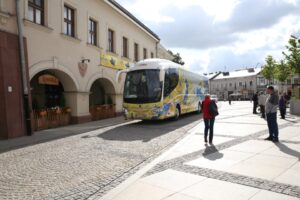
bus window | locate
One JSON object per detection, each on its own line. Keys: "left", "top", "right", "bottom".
{"left": 124, "top": 69, "right": 162, "bottom": 103}
{"left": 164, "top": 68, "right": 179, "bottom": 97}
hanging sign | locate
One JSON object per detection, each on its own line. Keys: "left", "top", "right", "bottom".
{"left": 100, "top": 53, "right": 130, "bottom": 70}
{"left": 38, "top": 74, "right": 59, "bottom": 85}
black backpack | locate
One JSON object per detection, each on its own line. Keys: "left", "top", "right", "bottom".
{"left": 209, "top": 101, "right": 219, "bottom": 117}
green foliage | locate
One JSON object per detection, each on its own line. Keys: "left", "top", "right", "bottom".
{"left": 261, "top": 55, "right": 277, "bottom": 82}
{"left": 283, "top": 35, "right": 300, "bottom": 74}
{"left": 274, "top": 60, "right": 292, "bottom": 83}
{"left": 168, "top": 50, "right": 185, "bottom": 65}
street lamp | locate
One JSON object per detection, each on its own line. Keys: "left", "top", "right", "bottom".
{"left": 255, "top": 62, "right": 261, "bottom": 68}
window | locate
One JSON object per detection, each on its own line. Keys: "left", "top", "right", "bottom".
{"left": 229, "top": 83, "right": 232, "bottom": 87}
{"left": 143, "top": 48, "right": 147, "bottom": 59}
{"left": 88, "top": 18, "right": 97, "bottom": 45}
{"left": 124, "top": 70, "right": 162, "bottom": 103}
{"left": 108, "top": 29, "right": 115, "bottom": 52}
{"left": 122, "top": 37, "right": 128, "bottom": 58}
{"left": 28, "top": 0, "right": 44, "bottom": 25}
{"left": 164, "top": 68, "right": 179, "bottom": 97}
{"left": 64, "top": 5, "right": 75, "bottom": 37}
{"left": 134, "top": 43, "right": 139, "bottom": 61}
{"left": 239, "top": 82, "right": 242, "bottom": 87}
{"left": 151, "top": 52, "right": 154, "bottom": 58}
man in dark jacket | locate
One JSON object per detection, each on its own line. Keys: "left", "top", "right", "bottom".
{"left": 252, "top": 92, "right": 259, "bottom": 114}
{"left": 279, "top": 93, "right": 286, "bottom": 119}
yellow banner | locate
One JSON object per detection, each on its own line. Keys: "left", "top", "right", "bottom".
{"left": 100, "top": 53, "right": 130, "bottom": 70}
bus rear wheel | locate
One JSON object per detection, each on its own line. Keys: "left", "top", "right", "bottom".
{"left": 174, "top": 106, "right": 180, "bottom": 120}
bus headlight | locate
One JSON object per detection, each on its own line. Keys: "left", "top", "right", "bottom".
{"left": 153, "top": 107, "right": 162, "bottom": 115}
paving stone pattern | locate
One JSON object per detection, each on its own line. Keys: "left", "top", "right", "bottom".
{"left": 144, "top": 118, "right": 300, "bottom": 198}
{"left": 0, "top": 114, "right": 200, "bottom": 200}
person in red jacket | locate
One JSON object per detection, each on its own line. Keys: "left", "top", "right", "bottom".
{"left": 202, "top": 94, "right": 217, "bottom": 144}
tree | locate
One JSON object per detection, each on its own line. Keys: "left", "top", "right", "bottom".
{"left": 275, "top": 60, "right": 292, "bottom": 93}
{"left": 261, "top": 55, "right": 277, "bottom": 84}
{"left": 283, "top": 35, "right": 300, "bottom": 98}
{"left": 275, "top": 60, "right": 292, "bottom": 83}
{"left": 283, "top": 35, "right": 300, "bottom": 74}
{"left": 168, "top": 50, "right": 185, "bottom": 65}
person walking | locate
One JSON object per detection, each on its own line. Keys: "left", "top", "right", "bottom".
{"left": 279, "top": 93, "right": 287, "bottom": 119}
{"left": 265, "top": 86, "right": 279, "bottom": 142}
{"left": 228, "top": 96, "right": 232, "bottom": 105}
{"left": 258, "top": 91, "right": 266, "bottom": 118}
{"left": 252, "top": 92, "right": 259, "bottom": 114}
{"left": 202, "top": 94, "right": 218, "bottom": 144}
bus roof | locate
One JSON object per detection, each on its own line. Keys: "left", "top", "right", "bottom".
{"left": 130, "top": 59, "right": 180, "bottom": 71}
{"left": 130, "top": 59, "right": 208, "bottom": 80}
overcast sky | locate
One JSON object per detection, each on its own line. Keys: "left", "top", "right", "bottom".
{"left": 117, "top": 0, "right": 300, "bottom": 74}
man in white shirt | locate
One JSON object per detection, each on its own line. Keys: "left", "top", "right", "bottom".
{"left": 264, "top": 86, "right": 279, "bottom": 142}
{"left": 258, "top": 91, "right": 266, "bottom": 118}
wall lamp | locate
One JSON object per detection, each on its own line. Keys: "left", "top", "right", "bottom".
{"left": 81, "top": 58, "right": 90, "bottom": 63}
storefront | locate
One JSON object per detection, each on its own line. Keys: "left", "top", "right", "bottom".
{"left": 30, "top": 71, "right": 72, "bottom": 131}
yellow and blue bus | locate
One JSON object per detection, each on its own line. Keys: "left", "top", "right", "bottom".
{"left": 121, "top": 59, "right": 208, "bottom": 120}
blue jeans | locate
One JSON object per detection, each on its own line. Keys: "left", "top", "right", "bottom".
{"left": 204, "top": 118, "right": 215, "bottom": 142}
{"left": 266, "top": 112, "right": 279, "bottom": 139}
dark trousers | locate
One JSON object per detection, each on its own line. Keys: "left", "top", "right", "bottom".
{"left": 253, "top": 102, "right": 258, "bottom": 113}
{"left": 260, "top": 105, "right": 265, "bottom": 118}
{"left": 266, "top": 112, "right": 279, "bottom": 139}
{"left": 204, "top": 118, "right": 215, "bottom": 142}
{"left": 279, "top": 108, "right": 286, "bottom": 119}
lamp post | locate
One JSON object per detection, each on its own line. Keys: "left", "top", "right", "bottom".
{"left": 255, "top": 62, "right": 261, "bottom": 68}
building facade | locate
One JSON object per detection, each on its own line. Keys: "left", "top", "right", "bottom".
{"left": 157, "top": 43, "right": 174, "bottom": 61}
{"left": 210, "top": 68, "right": 261, "bottom": 100}
{"left": 0, "top": 0, "right": 160, "bottom": 138}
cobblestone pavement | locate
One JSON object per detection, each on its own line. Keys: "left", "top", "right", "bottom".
{"left": 0, "top": 114, "right": 201, "bottom": 200}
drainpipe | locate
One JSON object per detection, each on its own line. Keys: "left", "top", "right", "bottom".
{"left": 16, "top": 0, "right": 32, "bottom": 136}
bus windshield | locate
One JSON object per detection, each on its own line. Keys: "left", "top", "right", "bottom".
{"left": 124, "top": 69, "right": 162, "bottom": 103}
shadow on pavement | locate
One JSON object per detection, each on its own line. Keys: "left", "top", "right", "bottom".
{"left": 203, "top": 144, "right": 224, "bottom": 161}
{"left": 275, "top": 142, "right": 300, "bottom": 160}
{"left": 95, "top": 113, "right": 202, "bottom": 142}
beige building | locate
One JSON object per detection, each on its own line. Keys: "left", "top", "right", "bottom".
{"left": 0, "top": 0, "right": 160, "bottom": 132}
{"left": 210, "top": 68, "right": 261, "bottom": 100}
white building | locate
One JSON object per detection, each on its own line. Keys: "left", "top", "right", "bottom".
{"left": 210, "top": 68, "right": 262, "bottom": 100}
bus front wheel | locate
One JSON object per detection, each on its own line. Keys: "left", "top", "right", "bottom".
{"left": 197, "top": 102, "right": 202, "bottom": 113}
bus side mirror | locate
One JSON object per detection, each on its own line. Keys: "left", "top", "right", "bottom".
{"left": 116, "top": 69, "right": 129, "bottom": 83}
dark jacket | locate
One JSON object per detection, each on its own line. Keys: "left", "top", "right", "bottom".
{"left": 279, "top": 96, "right": 286, "bottom": 109}
{"left": 252, "top": 94, "right": 258, "bottom": 102}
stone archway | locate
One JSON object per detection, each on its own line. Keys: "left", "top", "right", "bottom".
{"left": 30, "top": 69, "right": 77, "bottom": 130}
{"left": 89, "top": 78, "right": 116, "bottom": 120}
